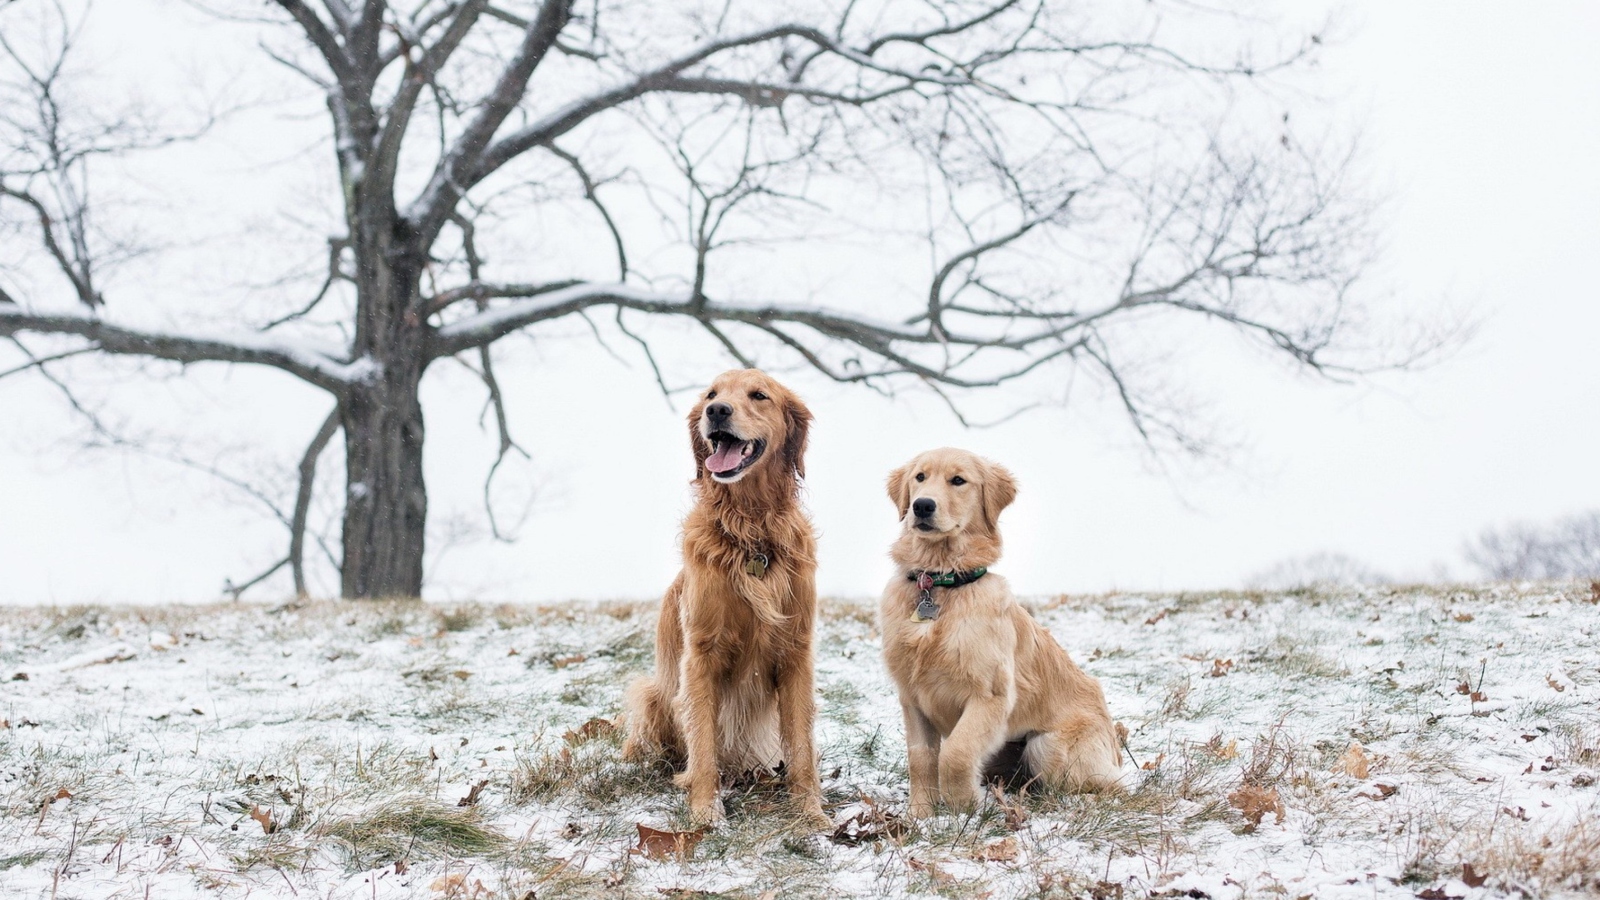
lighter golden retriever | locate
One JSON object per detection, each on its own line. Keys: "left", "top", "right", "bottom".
{"left": 879, "top": 448, "right": 1122, "bottom": 816}
{"left": 622, "top": 369, "right": 827, "bottom": 827}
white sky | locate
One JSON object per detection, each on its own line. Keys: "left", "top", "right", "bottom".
{"left": 2, "top": 1, "right": 1597, "bottom": 605}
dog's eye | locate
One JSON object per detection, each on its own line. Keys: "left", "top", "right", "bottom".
{"left": 706, "top": 390, "right": 717, "bottom": 399}
{"left": 750, "top": 391, "right": 768, "bottom": 401}
{"left": 914, "top": 473, "right": 925, "bottom": 483}
{"left": 950, "top": 476, "right": 967, "bottom": 486}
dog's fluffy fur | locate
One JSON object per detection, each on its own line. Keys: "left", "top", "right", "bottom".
{"left": 879, "top": 448, "right": 1122, "bottom": 816}
{"left": 622, "top": 369, "right": 827, "bottom": 827}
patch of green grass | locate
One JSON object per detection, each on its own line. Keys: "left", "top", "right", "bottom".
{"left": 0, "top": 850, "right": 51, "bottom": 871}
{"left": 318, "top": 798, "right": 508, "bottom": 870}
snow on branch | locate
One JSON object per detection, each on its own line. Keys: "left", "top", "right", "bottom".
{"left": 0, "top": 307, "right": 376, "bottom": 393}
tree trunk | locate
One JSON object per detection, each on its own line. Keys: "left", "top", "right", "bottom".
{"left": 340, "top": 216, "right": 431, "bottom": 599}
{"left": 340, "top": 369, "right": 427, "bottom": 598}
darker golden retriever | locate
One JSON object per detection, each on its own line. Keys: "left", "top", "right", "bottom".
{"left": 880, "top": 448, "right": 1122, "bottom": 816}
{"left": 622, "top": 369, "right": 827, "bottom": 827}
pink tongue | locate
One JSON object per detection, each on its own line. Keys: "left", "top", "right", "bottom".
{"left": 706, "top": 441, "right": 747, "bottom": 474}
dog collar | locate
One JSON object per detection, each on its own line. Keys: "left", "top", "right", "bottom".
{"left": 906, "top": 567, "right": 988, "bottom": 621}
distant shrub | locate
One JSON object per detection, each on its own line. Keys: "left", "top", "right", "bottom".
{"left": 1465, "top": 511, "right": 1600, "bottom": 580}
{"left": 1245, "top": 552, "right": 1389, "bottom": 591}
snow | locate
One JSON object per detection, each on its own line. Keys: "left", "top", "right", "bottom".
{"left": 1, "top": 583, "right": 1597, "bottom": 898}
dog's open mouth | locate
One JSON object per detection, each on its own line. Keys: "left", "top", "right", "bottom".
{"left": 705, "top": 431, "right": 766, "bottom": 480}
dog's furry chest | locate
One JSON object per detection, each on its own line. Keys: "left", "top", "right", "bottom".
{"left": 879, "top": 581, "right": 1016, "bottom": 729}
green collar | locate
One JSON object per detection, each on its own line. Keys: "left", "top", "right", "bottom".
{"left": 907, "top": 567, "right": 988, "bottom": 621}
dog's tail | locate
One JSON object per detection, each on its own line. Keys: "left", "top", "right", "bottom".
{"left": 621, "top": 675, "right": 680, "bottom": 763}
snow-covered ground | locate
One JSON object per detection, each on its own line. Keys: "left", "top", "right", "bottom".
{"left": 2, "top": 583, "right": 1597, "bottom": 899}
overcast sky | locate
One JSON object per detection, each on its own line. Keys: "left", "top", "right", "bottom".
{"left": 2, "top": 1, "right": 1597, "bottom": 606}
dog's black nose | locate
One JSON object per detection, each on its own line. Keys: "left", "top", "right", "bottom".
{"left": 706, "top": 401, "right": 732, "bottom": 423}
{"left": 912, "top": 498, "right": 936, "bottom": 519}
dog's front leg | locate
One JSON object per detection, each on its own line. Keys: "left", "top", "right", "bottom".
{"left": 938, "top": 695, "right": 1010, "bottom": 813}
{"left": 775, "top": 653, "right": 827, "bottom": 828}
{"left": 673, "top": 632, "right": 726, "bottom": 825}
{"left": 902, "top": 702, "right": 941, "bottom": 818}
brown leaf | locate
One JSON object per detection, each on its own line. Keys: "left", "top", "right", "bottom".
{"left": 1461, "top": 863, "right": 1487, "bottom": 888}
{"left": 1205, "top": 736, "right": 1240, "bottom": 760}
{"left": 989, "top": 785, "right": 1028, "bottom": 831}
{"left": 633, "top": 824, "right": 707, "bottom": 861}
{"left": 1502, "top": 805, "right": 1529, "bottom": 822}
{"left": 1452, "top": 612, "right": 1474, "bottom": 623}
{"left": 1356, "top": 783, "right": 1398, "bottom": 801}
{"left": 249, "top": 804, "right": 275, "bottom": 834}
{"left": 394, "top": 860, "right": 409, "bottom": 875}
{"left": 1227, "top": 784, "right": 1285, "bottom": 831}
{"left": 908, "top": 857, "right": 954, "bottom": 885}
{"left": 830, "top": 798, "right": 907, "bottom": 845}
{"left": 1332, "top": 743, "right": 1371, "bottom": 780}
{"left": 1415, "top": 888, "right": 1461, "bottom": 900}
{"left": 1545, "top": 674, "right": 1567, "bottom": 693}
{"left": 974, "top": 835, "right": 1019, "bottom": 862}
{"left": 452, "top": 670, "right": 471, "bottom": 680}
{"left": 1208, "top": 658, "right": 1234, "bottom": 678}
{"left": 457, "top": 779, "right": 489, "bottom": 807}
{"left": 1455, "top": 681, "right": 1472, "bottom": 695}
{"left": 1141, "top": 752, "right": 1166, "bottom": 771}
{"left": 1469, "top": 690, "right": 1487, "bottom": 703}
{"left": 564, "top": 717, "right": 617, "bottom": 746}
{"left": 429, "top": 746, "right": 439, "bottom": 762}
{"left": 1143, "top": 609, "right": 1172, "bottom": 626}
{"left": 52, "top": 788, "right": 72, "bottom": 801}
{"left": 551, "top": 653, "right": 587, "bottom": 669}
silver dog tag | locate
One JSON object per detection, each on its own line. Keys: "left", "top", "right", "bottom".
{"left": 745, "top": 553, "right": 768, "bottom": 578}
{"left": 914, "top": 592, "right": 940, "bottom": 622}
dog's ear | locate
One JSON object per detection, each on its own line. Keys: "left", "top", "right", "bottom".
{"left": 980, "top": 461, "right": 1017, "bottom": 535}
{"left": 781, "top": 393, "right": 812, "bottom": 480}
{"left": 886, "top": 464, "right": 912, "bottom": 520}
{"left": 687, "top": 398, "right": 710, "bottom": 481}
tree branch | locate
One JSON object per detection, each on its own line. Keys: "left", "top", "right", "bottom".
{"left": 0, "top": 308, "right": 372, "bottom": 393}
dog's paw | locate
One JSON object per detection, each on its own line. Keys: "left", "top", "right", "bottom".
{"left": 688, "top": 796, "right": 726, "bottom": 827}
{"left": 908, "top": 799, "right": 936, "bottom": 820}
{"left": 794, "top": 800, "right": 830, "bottom": 832}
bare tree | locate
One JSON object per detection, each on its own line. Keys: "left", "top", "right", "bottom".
{"left": 1, "top": 0, "right": 1413, "bottom": 599}
{"left": 1465, "top": 511, "right": 1600, "bottom": 581}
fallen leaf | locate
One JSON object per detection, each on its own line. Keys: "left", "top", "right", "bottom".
{"left": 551, "top": 653, "right": 586, "bottom": 669}
{"left": 1501, "top": 805, "right": 1529, "bottom": 822}
{"left": 1208, "top": 658, "right": 1234, "bottom": 678}
{"left": 1461, "top": 862, "right": 1487, "bottom": 888}
{"left": 1455, "top": 681, "right": 1472, "bottom": 695}
{"left": 12, "top": 672, "right": 28, "bottom": 681}
{"left": 1415, "top": 888, "right": 1461, "bottom": 900}
{"left": 1143, "top": 609, "right": 1172, "bottom": 626}
{"left": 452, "top": 670, "right": 471, "bottom": 680}
{"left": 1332, "top": 743, "right": 1371, "bottom": 779}
{"left": 457, "top": 779, "right": 489, "bottom": 807}
{"left": 974, "top": 835, "right": 1019, "bottom": 862}
{"left": 1357, "top": 783, "right": 1398, "bottom": 801}
{"left": 908, "top": 857, "right": 954, "bottom": 885}
{"left": 429, "top": 746, "right": 439, "bottom": 762}
{"left": 1090, "top": 882, "right": 1125, "bottom": 900}
{"left": 830, "top": 798, "right": 907, "bottom": 845}
{"left": 1469, "top": 690, "right": 1487, "bottom": 703}
{"left": 1453, "top": 612, "right": 1474, "bottom": 623}
{"left": 1206, "top": 736, "right": 1240, "bottom": 760}
{"left": 249, "top": 804, "right": 275, "bottom": 834}
{"left": 1546, "top": 674, "right": 1568, "bottom": 693}
{"left": 1141, "top": 752, "right": 1166, "bottom": 771}
{"left": 1520, "top": 734, "right": 1539, "bottom": 742}
{"left": 1227, "top": 784, "right": 1285, "bottom": 831}
{"left": 394, "top": 859, "right": 409, "bottom": 875}
{"left": 633, "top": 823, "right": 707, "bottom": 861}
{"left": 989, "top": 785, "right": 1028, "bottom": 830}
{"left": 564, "top": 717, "right": 617, "bottom": 746}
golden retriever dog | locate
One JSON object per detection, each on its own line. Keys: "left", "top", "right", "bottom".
{"left": 622, "top": 369, "right": 827, "bottom": 827}
{"left": 879, "top": 448, "right": 1122, "bottom": 816}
